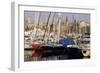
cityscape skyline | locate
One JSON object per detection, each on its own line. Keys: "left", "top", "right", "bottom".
{"left": 24, "top": 11, "right": 90, "bottom": 24}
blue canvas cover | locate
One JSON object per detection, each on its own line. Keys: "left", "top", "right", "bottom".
{"left": 59, "top": 37, "right": 75, "bottom": 46}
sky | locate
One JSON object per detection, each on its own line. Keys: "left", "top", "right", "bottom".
{"left": 24, "top": 11, "right": 90, "bottom": 24}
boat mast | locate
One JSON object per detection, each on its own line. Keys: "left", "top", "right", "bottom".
{"left": 58, "top": 13, "right": 61, "bottom": 41}
{"left": 42, "top": 12, "right": 51, "bottom": 43}
{"left": 35, "top": 12, "right": 41, "bottom": 37}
